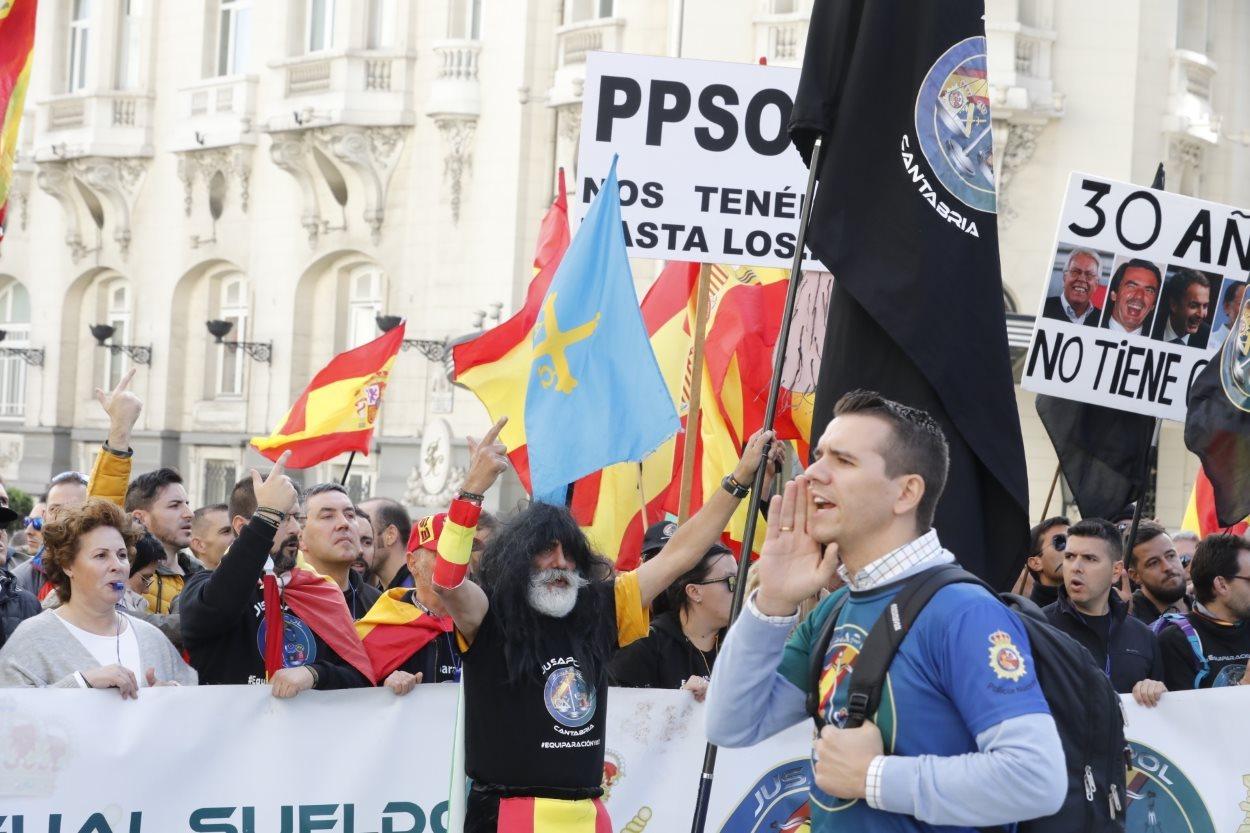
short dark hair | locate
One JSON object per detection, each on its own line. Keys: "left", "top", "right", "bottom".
{"left": 228, "top": 476, "right": 257, "bottom": 521}
{"left": 366, "top": 497, "right": 411, "bottom": 547}
{"left": 660, "top": 546, "right": 734, "bottom": 617}
{"left": 1029, "top": 516, "right": 1070, "bottom": 556}
{"left": 193, "top": 503, "right": 228, "bottom": 523}
{"left": 1222, "top": 280, "right": 1246, "bottom": 308}
{"left": 1108, "top": 259, "right": 1162, "bottom": 298}
{"left": 124, "top": 468, "right": 184, "bottom": 513}
{"left": 1190, "top": 533, "right": 1250, "bottom": 605}
{"left": 1067, "top": 517, "right": 1123, "bottom": 562}
{"left": 353, "top": 505, "right": 371, "bottom": 522}
{"left": 305, "top": 482, "right": 348, "bottom": 502}
{"left": 1125, "top": 519, "right": 1169, "bottom": 569}
{"left": 832, "top": 390, "right": 950, "bottom": 529}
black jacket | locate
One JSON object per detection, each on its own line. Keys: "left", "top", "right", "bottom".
{"left": 1043, "top": 586, "right": 1163, "bottom": 694}
{"left": 608, "top": 611, "right": 717, "bottom": 689}
{"left": 1028, "top": 581, "right": 1060, "bottom": 610}
{"left": 180, "top": 517, "right": 370, "bottom": 689}
{"left": 1158, "top": 609, "right": 1250, "bottom": 690}
{"left": 346, "top": 569, "right": 382, "bottom": 620}
{"left": 1129, "top": 588, "right": 1194, "bottom": 627}
{"left": 1041, "top": 295, "right": 1100, "bottom": 327}
{"left": 0, "top": 567, "right": 40, "bottom": 650}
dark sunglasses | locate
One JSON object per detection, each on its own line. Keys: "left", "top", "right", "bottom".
{"left": 23, "top": 517, "right": 42, "bottom": 531}
{"left": 695, "top": 575, "right": 737, "bottom": 593}
{"left": 1050, "top": 533, "right": 1067, "bottom": 552}
{"left": 1179, "top": 554, "right": 1192, "bottom": 567}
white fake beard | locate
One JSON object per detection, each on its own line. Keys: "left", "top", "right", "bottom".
{"left": 527, "top": 568, "right": 588, "bottom": 618}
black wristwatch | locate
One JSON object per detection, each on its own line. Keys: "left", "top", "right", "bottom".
{"left": 721, "top": 473, "right": 750, "bottom": 499}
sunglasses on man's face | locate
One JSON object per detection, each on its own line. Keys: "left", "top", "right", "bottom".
{"left": 1049, "top": 533, "right": 1067, "bottom": 552}
{"left": 23, "top": 517, "right": 42, "bottom": 531}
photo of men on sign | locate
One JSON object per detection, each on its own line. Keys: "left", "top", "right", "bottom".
{"left": 1099, "top": 257, "right": 1164, "bottom": 336}
{"left": 1041, "top": 245, "right": 1112, "bottom": 326}
{"left": 1150, "top": 267, "right": 1219, "bottom": 348}
{"left": 1210, "top": 279, "right": 1248, "bottom": 348}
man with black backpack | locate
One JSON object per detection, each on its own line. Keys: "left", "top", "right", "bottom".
{"left": 706, "top": 391, "right": 1068, "bottom": 832}
{"left": 1157, "top": 533, "right": 1250, "bottom": 689}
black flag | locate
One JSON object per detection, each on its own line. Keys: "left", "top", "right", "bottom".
{"left": 1185, "top": 294, "right": 1250, "bottom": 527}
{"left": 790, "top": 0, "right": 1029, "bottom": 588}
{"left": 1033, "top": 165, "right": 1165, "bottom": 521}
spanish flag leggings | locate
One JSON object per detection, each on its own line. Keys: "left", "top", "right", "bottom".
{"left": 465, "top": 791, "right": 612, "bottom": 833}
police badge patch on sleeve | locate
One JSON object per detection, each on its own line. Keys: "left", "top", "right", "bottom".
{"left": 987, "top": 630, "right": 1027, "bottom": 682}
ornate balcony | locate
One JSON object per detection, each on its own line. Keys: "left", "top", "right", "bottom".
{"left": 752, "top": 13, "right": 808, "bottom": 67}
{"left": 1164, "top": 49, "right": 1220, "bottom": 144}
{"left": 265, "top": 50, "right": 416, "bottom": 131}
{"left": 549, "top": 17, "right": 625, "bottom": 108}
{"left": 427, "top": 39, "right": 481, "bottom": 119}
{"left": 171, "top": 75, "right": 259, "bottom": 152}
{"left": 32, "top": 91, "right": 154, "bottom": 161}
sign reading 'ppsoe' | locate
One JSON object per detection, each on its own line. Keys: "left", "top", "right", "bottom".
{"left": 576, "top": 52, "right": 809, "bottom": 268}
{"left": 1022, "top": 173, "right": 1250, "bottom": 421}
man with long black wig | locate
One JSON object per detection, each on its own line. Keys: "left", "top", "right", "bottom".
{"left": 434, "top": 416, "right": 779, "bottom": 832}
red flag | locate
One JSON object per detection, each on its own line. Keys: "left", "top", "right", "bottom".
{"left": 0, "top": 0, "right": 37, "bottom": 242}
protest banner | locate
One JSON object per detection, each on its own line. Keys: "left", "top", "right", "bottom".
{"left": 3, "top": 685, "right": 1247, "bottom": 832}
{"left": 576, "top": 52, "right": 807, "bottom": 269}
{"left": 1022, "top": 173, "right": 1250, "bottom": 421}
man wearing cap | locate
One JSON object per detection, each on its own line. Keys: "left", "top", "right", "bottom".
{"left": 0, "top": 499, "right": 39, "bottom": 650}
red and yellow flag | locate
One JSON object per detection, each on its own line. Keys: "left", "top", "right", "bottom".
{"left": 452, "top": 170, "right": 570, "bottom": 491}
{"left": 497, "top": 796, "right": 611, "bottom": 833}
{"left": 0, "top": 0, "right": 37, "bottom": 241}
{"left": 265, "top": 555, "right": 377, "bottom": 684}
{"left": 251, "top": 323, "right": 405, "bottom": 468}
{"left": 355, "top": 588, "right": 453, "bottom": 682}
{"left": 1182, "top": 466, "right": 1248, "bottom": 538}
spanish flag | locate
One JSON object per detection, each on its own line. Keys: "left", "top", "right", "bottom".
{"left": 355, "top": 589, "right": 453, "bottom": 681}
{"left": 496, "top": 797, "right": 611, "bottom": 833}
{"left": 264, "top": 555, "right": 377, "bottom": 684}
{"left": 0, "top": 0, "right": 37, "bottom": 242}
{"left": 453, "top": 170, "right": 570, "bottom": 491}
{"left": 1181, "top": 466, "right": 1248, "bottom": 538}
{"left": 251, "top": 323, "right": 405, "bottom": 468}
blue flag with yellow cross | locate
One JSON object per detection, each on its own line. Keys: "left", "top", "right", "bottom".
{"left": 523, "top": 156, "right": 680, "bottom": 504}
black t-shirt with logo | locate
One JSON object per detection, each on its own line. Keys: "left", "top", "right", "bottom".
{"left": 1159, "top": 610, "right": 1250, "bottom": 690}
{"left": 463, "top": 574, "right": 645, "bottom": 797}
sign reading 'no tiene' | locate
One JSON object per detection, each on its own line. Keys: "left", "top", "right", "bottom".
{"left": 1022, "top": 173, "right": 1250, "bottom": 421}
{"left": 576, "top": 52, "right": 809, "bottom": 268}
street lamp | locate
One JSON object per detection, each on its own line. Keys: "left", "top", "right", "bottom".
{"left": 205, "top": 319, "right": 272, "bottom": 363}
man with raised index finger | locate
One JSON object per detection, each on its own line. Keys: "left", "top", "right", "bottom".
{"left": 180, "top": 452, "right": 374, "bottom": 696}
{"left": 706, "top": 390, "right": 1065, "bottom": 833}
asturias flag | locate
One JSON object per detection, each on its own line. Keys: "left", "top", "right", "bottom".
{"left": 251, "top": 324, "right": 405, "bottom": 468}
{"left": 0, "top": 0, "right": 38, "bottom": 241}
{"left": 524, "top": 156, "right": 679, "bottom": 503}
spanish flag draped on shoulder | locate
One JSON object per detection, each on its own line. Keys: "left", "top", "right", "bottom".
{"left": 251, "top": 324, "right": 405, "bottom": 468}
{"left": 524, "top": 156, "right": 679, "bottom": 504}
{"left": 0, "top": 0, "right": 37, "bottom": 242}
{"left": 453, "top": 170, "right": 571, "bottom": 491}
{"left": 355, "top": 589, "right": 453, "bottom": 682}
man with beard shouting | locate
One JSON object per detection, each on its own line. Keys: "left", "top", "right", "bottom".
{"left": 434, "top": 417, "right": 777, "bottom": 832}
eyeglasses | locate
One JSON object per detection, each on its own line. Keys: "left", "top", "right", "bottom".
{"left": 138, "top": 573, "right": 155, "bottom": 588}
{"left": 1179, "top": 554, "right": 1192, "bottom": 567}
{"left": 23, "top": 517, "right": 42, "bottom": 531}
{"left": 695, "top": 575, "right": 737, "bottom": 593}
{"left": 1050, "top": 533, "right": 1067, "bottom": 552}
{"left": 1065, "top": 268, "right": 1099, "bottom": 281}
{"left": 1227, "top": 575, "right": 1250, "bottom": 584}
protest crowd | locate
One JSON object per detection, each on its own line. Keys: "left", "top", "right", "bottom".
{"left": 4, "top": 1, "right": 1250, "bottom": 832}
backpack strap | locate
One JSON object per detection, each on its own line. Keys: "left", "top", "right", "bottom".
{"left": 807, "top": 564, "right": 982, "bottom": 731}
{"left": 842, "top": 564, "right": 979, "bottom": 729}
{"left": 1153, "top": 612, "right": 1208, "bottom": 687}
{"left": 806, "top": 591, "right": 850, "bottom": 727}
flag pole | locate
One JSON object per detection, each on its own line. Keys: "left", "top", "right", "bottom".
{"left": 1040, "top": 463, "right": 1061, "bottom": 523}
{"left": 340, "top": 451, "right": 356, "bottom": 486}
{"left": 687, "top": 136, "right": 824, "bottom": 833}
{"left": 677, "top": 263, "right": 713, "bottom": 522}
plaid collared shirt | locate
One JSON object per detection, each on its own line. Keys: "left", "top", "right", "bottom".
{"left": 837, "top": 528, "right": 952, "bottom": 592}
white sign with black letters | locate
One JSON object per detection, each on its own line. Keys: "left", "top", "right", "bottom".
{"left": 576, "top": 52, "right": 809, "bottom": 268}
{"left": 1021, "top": 173, "right": 1250, "bottom": 421}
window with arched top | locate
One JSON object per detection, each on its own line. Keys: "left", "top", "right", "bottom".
{"left": 347, "top": 266, "right": 384, "bottom": 349}
{"left": 104, "top": 281, "right": 131, "bottom": 391}
{"left": 0, "top": 282, "right": 31, "bottom": 419}
{"left": 217, "top": 275, "right": 248, "bottom": 397}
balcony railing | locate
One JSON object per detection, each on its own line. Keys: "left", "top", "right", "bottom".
{"left": 34, "top": 92, "right": 154, "bottom": 160}
{"left": 174, "top": 75, "right": 259, "bottom": 151}
{"left": 427, "top": 40, "right": 481, "bottom": 119}
{"left": 266, "top": 50, "right": 415, "bottom": 129}
{"left": 753, "top": 13, "right": 808, "bottom": 67}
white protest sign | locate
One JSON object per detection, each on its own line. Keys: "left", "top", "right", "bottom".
{"left": 2, "top": 685, "right": 1248, "bottom": 832}
{"left": 576, "top": 52, "right": 809, "bottom": 268}
{"left": 1021, "top": 172, "right": 1250, "bottom": 420}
